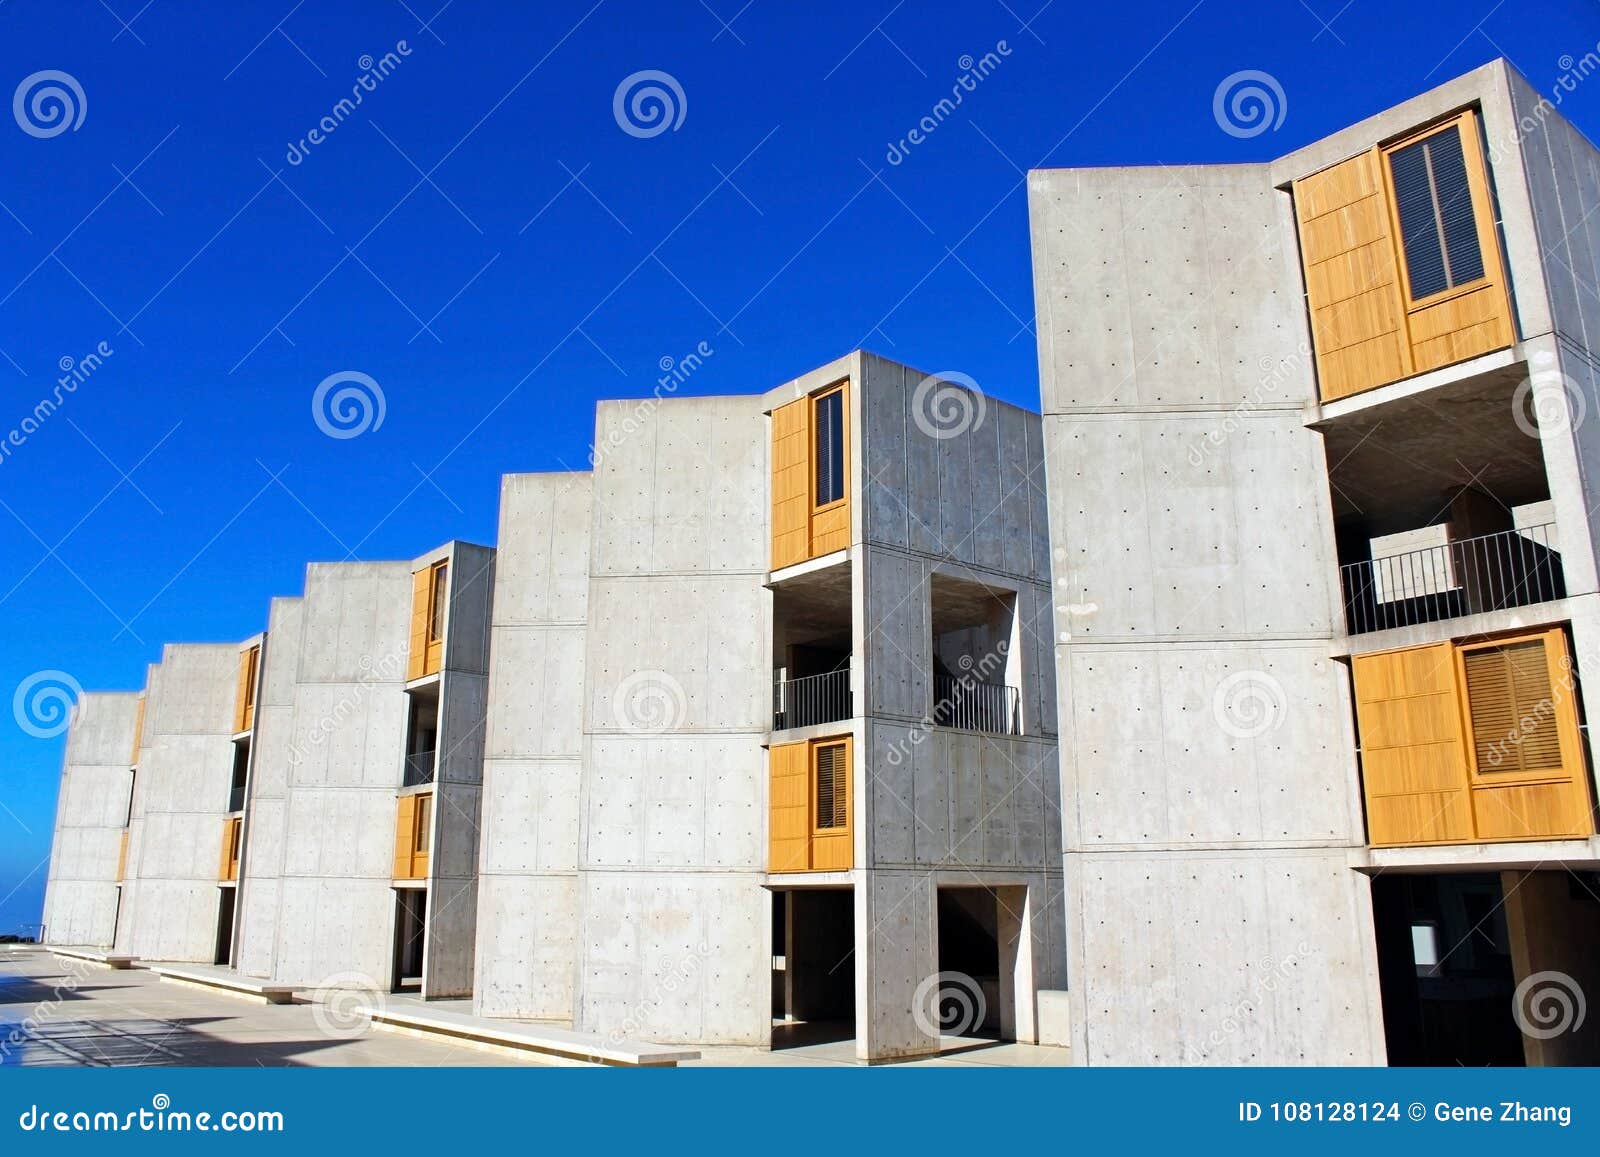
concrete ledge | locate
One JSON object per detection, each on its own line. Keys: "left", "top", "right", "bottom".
{"left": 149, "top": 964, "right": 297, "bottom": 1004}
{"left": 359, "top": 1003, "right": 700, "bottom": 1067}
{"left": 49, "top": 946, "right": 139, "bottom": 970}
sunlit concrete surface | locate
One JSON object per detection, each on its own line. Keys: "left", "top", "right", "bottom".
{"left": 0, "top": 947, "right": 545, "bottom": 1067}
{"left": 690, "top": 1024, "right": 1070, "bottom": 1067}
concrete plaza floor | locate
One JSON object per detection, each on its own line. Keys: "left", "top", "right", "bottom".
{"left": 1, "top": 946, "right": 1069, "bottom": 1067}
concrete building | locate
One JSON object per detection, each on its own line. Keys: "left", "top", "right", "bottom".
{"left": 231, "top": 542, "right": 494, "bottom": 997}
{"left": 472, "top": 352, "right": 1065, "bottom": 1060}
{"left": 39, "top": 692, "right": 141, "bottom": 947}
{"left": 1029, "top": 59, "right": 1600, "bottom": 1065}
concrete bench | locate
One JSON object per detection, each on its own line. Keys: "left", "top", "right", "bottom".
{"left": 49, "top": 946, "right": 139, "bottom": 970}
{"left": 148, "top": 964, "right": 297, "bottom": 1004}
{"left": 359, "top": 1002, "right": 700, "bottom": 1067}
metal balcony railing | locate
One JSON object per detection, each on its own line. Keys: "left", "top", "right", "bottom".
{"left": 1340, "top": 524, "right": 1565, "bottom": 635}
{"left": 933, "top": 674, "right": 1021, "bottom": 735}
{"left": 773, "top": 669, "right": 851, "bottom": 731}
{"left": 403, "top": 749, "right": 437, "bottom": 788}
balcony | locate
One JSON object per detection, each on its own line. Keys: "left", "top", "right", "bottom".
{"left": 773, "top": 669, "right": 851, "bottom": 731}
{"left": 403, "top": 749, "right": 436, "bottom": 788}
{"left": 932, "top": 674, "right": 1021, "bottom": 735}
{"left": 1340, "top": 524, "right": 1564, "bottom": 635}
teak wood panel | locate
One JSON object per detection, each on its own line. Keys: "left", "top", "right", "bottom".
{"left": 116, "top": 830, "right": 128, "bottom": 882}
{"left": 768, "top": 735, "right": 853, "bottom": 872}
{"left": 130, "top": 696, "right": 145, "bottom": 765}
{"left": 406, "top": 564, "right": 446, "bottom": 681}
{"left": 1294, "top": 110, "right": 1513, "bottom": 402}
{"left": 1353, "top": 633, "right": 1595, "bottom": 847}
{"left": 393, "top": 793, "right": 431, "bottom": 880}
{"left": 233, "top": 645, "right": 259, "bottom": 734}
{"left": 218, "top": 816, "right": 241, "bottom": 881}
{"left": 770, "top": 380, "right": 850, "bottom": 570}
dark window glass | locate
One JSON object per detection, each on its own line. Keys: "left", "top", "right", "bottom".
{"left": 1388, "top": 125, "right": 1485, "bottom": 300}
{"left": 814, "top": 743, "right": 846, "bottom": 829}
{"left": 814, "top": 391, "right": 844, "bottom": 507}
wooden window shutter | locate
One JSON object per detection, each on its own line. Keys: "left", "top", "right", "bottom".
{"left": 1293, "top": 149, "right": 1413, "bottom": 402}
{"left": 771, "top": 398, "right": 810, "bottom": 570}
{"left": 394, "top": 794, "right": 418, "bottom": 879}
{"left": 1351, "top": 643, "right": 1474, "bottom": 846}
{"left": 406, "top": 568, "right": 431, "bottom": 681}
{"left": 218, "top": 817, "right": 241, "bottom": 881}
{"left": 768, "top": 741, "right": 810, "bottom": 872}
{"left": 233, "top": 647, "right": 258, "bottom": 733}
{"left": 130, "top": 696, "right": 145, "bottom": 765}
{"left": 117, "top": 830, "right": 128, "bottom": 882}
{"left": 814, "top": 742, "right": 847, "bottom": 829}
{"left": 1459, "top": 629, "right": 1594, "bottom": 842}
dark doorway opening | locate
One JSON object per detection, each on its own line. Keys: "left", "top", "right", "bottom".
{"left": 392, "top": 889, "right": 427, "bottom": 993}
{"left": 936, "top": 887, "right": 1004, "bottom": 1040}
{"left": 772, "top": 888, "right": 854, "bottom": 1048}
{"left": 1372, "top": 872, "right": 1522, "bottom": 1065}
{"left": 213, "top": 887, "right": 236, "bottom": 966}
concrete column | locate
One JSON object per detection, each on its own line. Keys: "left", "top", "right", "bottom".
{"left": 1502, "top": 869, "right": 1600, "bottom": 1065}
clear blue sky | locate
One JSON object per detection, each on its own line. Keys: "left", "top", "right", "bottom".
{"left": 3, "top": 0, "right": 1598, "bottom": 933}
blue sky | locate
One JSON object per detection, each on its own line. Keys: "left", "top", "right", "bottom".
{"left": 2, "top": 0, "right": 1598, "bottom": 932}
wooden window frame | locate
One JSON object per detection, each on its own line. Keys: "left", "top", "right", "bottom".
{"left": 413, "top": 791, "right": 433, "bottom": 856}
{"left": 810, "top": 385, "right": 848, "bottom": 516}
{"left": 427, "top": 561, "right": 449, "bottom": 645}
{"left": 1380, "top": 109, "right": 1503, "bottom": 313}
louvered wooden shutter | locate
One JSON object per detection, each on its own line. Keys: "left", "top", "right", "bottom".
{"left": 814, "top": 742, "right": 846, "bottom": 828}
{"left": 406, "top": 568, "right": 431, "bottom": 681}
{"left": 1463, "top": 641, "right": 1561, "bottom": 774}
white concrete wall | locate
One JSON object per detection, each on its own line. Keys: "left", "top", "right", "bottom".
{"left": 473, "top": 473, "right": 591, "bottom": 1020}
{"left": 235, "top": 597, "right": 303, "bottom": 978}
{"left": 1029, "top": 161, "right": 1386, "bottom": 1064}
{"left": 114, "top": 645, "right": 239, "bottom": 962}
{"left": 854, "top": 352, "right": 1066, "bottom": 1058}
{"left": 264, "top": 562, "right": 411, "bottom": 987}
{"left": 41, "top": 692, "right": 139, "bottom": 947}
{"left": 576, "top": 395, "right": 771, "bottom": 1046}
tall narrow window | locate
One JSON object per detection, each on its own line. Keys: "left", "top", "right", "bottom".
{"left": 242, "top": 647, "right": 259, "bottom": 714}
{"left": 813, "top": 389, "right": 844, "bottom": 508}
{"left": 428, "top": 562, "right": 448, "bottom": 643}
{"left": 1388, "top": 124, "right": 1485, "bottom": 301}
{"left": 814, "top": 741, "right": 847, "bottom": 829}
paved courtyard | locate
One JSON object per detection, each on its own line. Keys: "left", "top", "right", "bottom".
{"left": 1, "top": 947, "right": 1069, "bottom": 1068}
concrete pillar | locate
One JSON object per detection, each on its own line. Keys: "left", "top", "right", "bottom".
{"left": 855, "top": 869, "right": 936, "bottom": 1061}
{"left": 1502, "top": 869, "right": 1600, "bottom": 1065}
